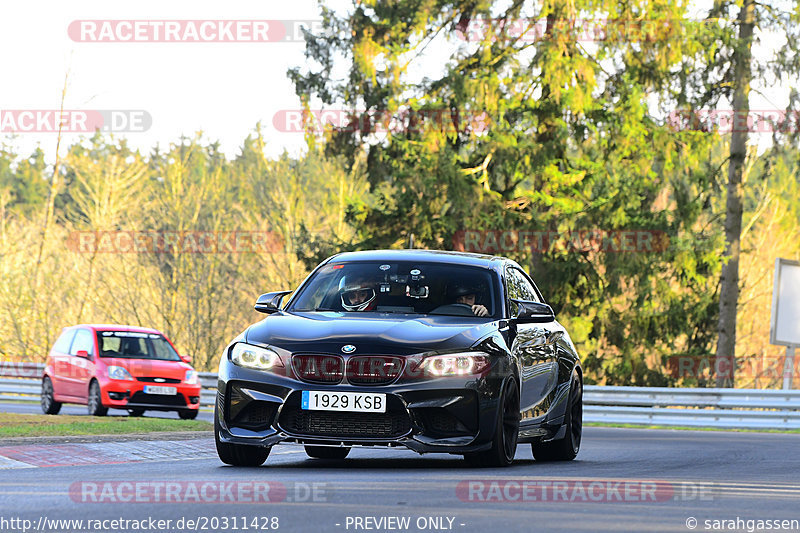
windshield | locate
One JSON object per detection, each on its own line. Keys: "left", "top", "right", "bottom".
{"left": 96, "top": 331, "right": 181, "bottom": 361}
{"left": 289, "top": 261, "right": 499, "bottom": 318}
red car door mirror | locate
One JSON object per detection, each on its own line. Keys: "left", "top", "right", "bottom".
{"left": 76, "top": 350, "right": 89, "bottom": 358}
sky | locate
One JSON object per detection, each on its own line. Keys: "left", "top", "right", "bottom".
{"left": 1, "top": 0, "right": 347, "bottom": 162}
{"left": 1, "top": 0, "right": 795, "bottom": 164}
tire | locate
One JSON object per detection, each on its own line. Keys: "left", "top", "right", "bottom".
{"left": 127, "top": 409, "right": 145, "bottom": 417}
{"left": 532, "top": 369, "right": 582, "bottom": 462}
{"left": 87, "top": 380, "right": 108, "bottom": 416}
{"left": 41, "top": 377, "right": 61, "bottom": 415}
{"left": 214, "top": 406, "right": 270, "bottom": 466}
{"left": 464, "top": 377, "right": 520, "bottom": 467}
{"left": 179, "top": 410, "right": 198, "bottom": 420}
{"left": 304, "top": 446, "right": 350, "bottom": 459}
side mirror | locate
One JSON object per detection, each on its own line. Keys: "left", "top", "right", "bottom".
{"left": 180, "top": 354, "right": 192, "bottom": 364}
{"left": 511, "top": 300, "right": 555, "bottom": 323}
{"left": 76, "top": 350, "right": 90, "bottom": 359}
{"left": 255, "top": 290, "right": 292, "bottom": 314}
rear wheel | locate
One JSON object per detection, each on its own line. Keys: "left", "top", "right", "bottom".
{"left": 304, "top": 446, "right": 350, "bottom": 459}
{"left": 532, "top": 369, "right": 582, "bottom": 462}
{"left": 127, "top": 409, "right": 145, "bottom": 417}
{"left": 88, "top": 380, "right": 108, "bottom": 416}
{"left": 214, "top": 406, "right": 270, "bottom": 466}
{"left": 464, "top": 377, "right": 519, "bottom": 467}
{"left": 41, "top": 377, "right": 61, "bottom": 415}
{"left": 179, "top": 410, "right": 198, "bottom": 420}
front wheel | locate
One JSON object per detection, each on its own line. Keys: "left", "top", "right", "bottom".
{"left": 305, "top": 446, "right": 350, "bottom": 459}
{"left": 128, "top": 409, "right": 145, "bottom": 417}
{"left": 214, "top": 406, "right": 270, "bottom": 466}
{"left": 41, "top": 377, "right": 61, "bottom": 415}
{"left": 464, "top": 377, "right": 519, "bottom": 467}
{"left": 532, "top": 369, "right": 582, "bottom": 462}
{"left": 179, "top": 410, "right": 198, "bottom": 420}
{"left": 88, "top": 381, "right": 108, "bottom": 416}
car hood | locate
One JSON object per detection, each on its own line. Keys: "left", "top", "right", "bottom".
{"left": 101, "top": 358, "right": 192, "bottom": 379}
{"left": 244, "top": 311, "right": 499, "bottom": 355}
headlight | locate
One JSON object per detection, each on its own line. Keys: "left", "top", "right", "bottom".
{"left": 230, "top": 343, "right": 284, "bottom": 371}
{"left": 108, "top": 366, "right": 134, "bottom": 381}
{"left": 184, "top": 370, "right": 199, "bottom": 384}
{"left": 417, "top": 352, "right": 491, "bottom": 376}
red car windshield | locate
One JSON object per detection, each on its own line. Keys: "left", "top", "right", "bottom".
{"left": 96, "top": 331, "right": 181, "bottom": 361}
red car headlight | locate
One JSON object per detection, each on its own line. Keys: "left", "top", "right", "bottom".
{"left": 108, "top": 365, "right": 134, "bottom": 381}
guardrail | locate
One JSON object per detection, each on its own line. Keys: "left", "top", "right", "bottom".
{"left": 0, "top": 367, "right": 218, "bottom": 407}
{"left": 2, "top": 364, "right": 800, "bottom": 430}
{"left": 583, "top": 386, "right": 800, "bottom": 430}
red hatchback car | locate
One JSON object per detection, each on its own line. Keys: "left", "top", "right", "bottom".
{"left": 41, "top": 324, "right": 202, "bottom": 419}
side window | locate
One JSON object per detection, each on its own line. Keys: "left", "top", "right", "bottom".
{"left": 52, "top": 330, "right": 75, "bottom": 354}
{"left": 506, "top": 267, "right": 541, "bottom": 316}
{"left": 69, "top": 329, "right": 94, "bottom": 356}
{"left": 515, "top": 269, "right": 540, "bottom": 302}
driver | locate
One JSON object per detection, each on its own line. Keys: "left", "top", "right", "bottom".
{"left": 339, "top": 276, "right": 377, "bottom": 311}
{"left": 450, "top": 284, "right": 489, "bottom": 317}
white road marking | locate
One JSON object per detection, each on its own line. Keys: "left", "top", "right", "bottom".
{"left": 0, "top": 455, "right": 37, "bottom": 469}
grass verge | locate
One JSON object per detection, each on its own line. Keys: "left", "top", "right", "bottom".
{"left": 0, "top": 412, "right": 212, "bottom": 437}
{"left": 585, "top": 422, "right": 800, "bottom": 434}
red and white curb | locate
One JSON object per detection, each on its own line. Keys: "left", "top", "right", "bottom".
{"left": 0, "top": 438, "right": 216, "bottom": 468}
{"left": 0, "top": 455, "right": 36, "bottom": 469}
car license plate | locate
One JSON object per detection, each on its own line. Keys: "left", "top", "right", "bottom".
{"left": 143, "top": 385, "right": 177, "bottom": 395}
{"left": 301, "top": 391, "right": 386, "bottom": 413}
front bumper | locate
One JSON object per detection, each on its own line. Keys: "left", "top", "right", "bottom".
{"left": 215, "top": 356, "right": 507, "bottom": 454}
{"left": 100, "top": 378, "right": 202, "bottom": 412}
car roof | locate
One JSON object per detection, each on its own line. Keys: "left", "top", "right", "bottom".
{"left": 68, "top": 324, "right": 164, "bottom": 334}
{"left": 326, "top": 249, "right": 507, "bottom": 269}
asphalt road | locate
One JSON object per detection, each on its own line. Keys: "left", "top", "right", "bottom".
{"left": 1, "top": 426, "right": 799, "bottom": 533}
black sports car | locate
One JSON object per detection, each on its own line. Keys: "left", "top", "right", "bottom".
{"left": 215, "top": 250, "right": 582, "bottom": 466}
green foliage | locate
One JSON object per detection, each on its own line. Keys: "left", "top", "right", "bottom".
{"left": 0, "top": 147, "right": 48, "bottom": 214}
{"left": 287, "top": 0, "right": 762, "bottom": 384}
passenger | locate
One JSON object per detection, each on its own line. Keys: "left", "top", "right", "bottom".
{"left": 450, "top": 284, "right": 489, "bottom": 317}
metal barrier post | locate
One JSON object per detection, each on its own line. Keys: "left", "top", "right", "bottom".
{"left": 783, "top": 345, "right": 796, "bottom": 390}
